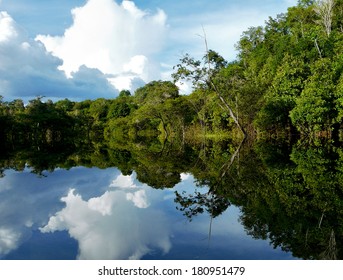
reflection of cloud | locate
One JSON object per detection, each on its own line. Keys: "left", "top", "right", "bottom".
{"left": 110, "top": 173, "right": 150, "bottom": 208}
{"left": 40, "top": 189, "right": 171, "bottom": 260}
{"left": 180, "top": 173, "right": 191, "bottom": 181}
{"left": 0, "top": 167, "right": 120, "bottom": 258}
{"left": 0, "top": 227, "right": 22, "bottom": 255}
{"left": 110, "top": 173, "right": 136, "bottom": 189}
{"left": 126, "top": 189, "right": 149, "bottom": 208}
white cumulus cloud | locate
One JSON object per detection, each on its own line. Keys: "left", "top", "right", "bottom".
{"left": 36, "top": 0, "right": 168, "bottom": 91}
{"left": 0, "top": 11, "right": 118, "bottom": 101}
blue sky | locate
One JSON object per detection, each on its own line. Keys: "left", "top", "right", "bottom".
{"left": 0, "top": 0, "right": 298, "bottom": 101}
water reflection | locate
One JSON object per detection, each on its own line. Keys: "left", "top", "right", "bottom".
{"left": 0, "top": 165, "right": 295, "bottom": 260}
{"left": 41, "top": 173, "right": 172, "bottom": 260}
{"left": 0, "top": 167, "right": 119, "bottom": 258}
{"left": 2, "top": 137, "right": 341, "bottom": 259}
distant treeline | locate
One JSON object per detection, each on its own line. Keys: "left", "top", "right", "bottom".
{"left": 1, "top": 0, "right": 343, "bottom": 143}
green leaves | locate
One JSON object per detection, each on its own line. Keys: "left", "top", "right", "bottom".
{"left": 290, "top": 58, "right": 337, "bottom": 134}
{"left": 134, "top": 80, "right": 179, "bottom": 105}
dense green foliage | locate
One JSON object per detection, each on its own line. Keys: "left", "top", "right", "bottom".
{"left": 172, "top": 0, "right": 343, "bottom": 137}
{"left": 245, "top": 0, "right": 343, "bottom": 136}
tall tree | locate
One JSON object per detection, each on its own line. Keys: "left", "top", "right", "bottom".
{"left": 314, "top": 0, "right": 335, "bottom": 36}
{"left": 173, "top": 49, "right": 246, "bottom": 137}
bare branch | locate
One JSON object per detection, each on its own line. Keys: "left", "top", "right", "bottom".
{"left": 314, "top": 0, "right": 335, "bottom": 36}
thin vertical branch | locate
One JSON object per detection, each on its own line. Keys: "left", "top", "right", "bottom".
{"left": 314, "top": 38, "right": 323, "bottom": 58}
{"left": 201, "top": 26, "right": 246, "bottom": 138}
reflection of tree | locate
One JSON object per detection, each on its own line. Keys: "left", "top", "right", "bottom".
{"left": 119, "top": 138, "right": 194, "bottom": 189}
{"left": 174, "top": 190, "right": 230, "bottom": 221}
{"left": 320, "top": 229, "right": 337, "bottom": 260}
{"left": 1, "top": 128, "right": 343, "bottom": 259}
{"left": 174, "top": 139, "right": 244, "bottom": 221}
{"left": 234, "top": 140, "right": 343, "bottom": 259}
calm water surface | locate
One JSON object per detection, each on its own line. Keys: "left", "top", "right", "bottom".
{"left": 0, "top": 166, "right": 295, "bottom": 260}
